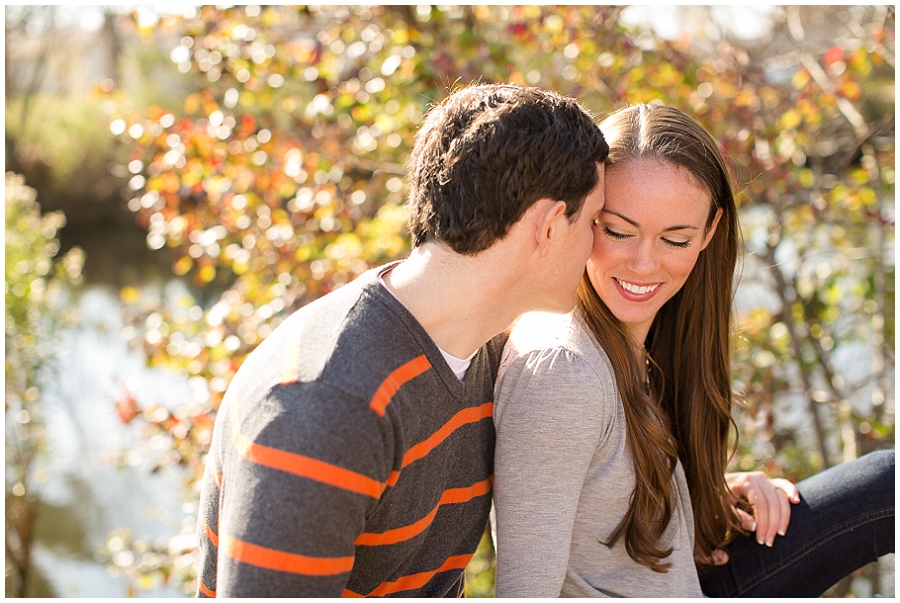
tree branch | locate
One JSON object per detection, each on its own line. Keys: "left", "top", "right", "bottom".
{"left": 759, "top": 243, "right": 833, "bottom": 469}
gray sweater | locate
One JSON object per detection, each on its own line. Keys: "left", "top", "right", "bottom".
{"left": 493, "top": 310, "right": 703, "bottom": 597}
{"left": 197, "top": 263, "right": 501, "bottom": 597}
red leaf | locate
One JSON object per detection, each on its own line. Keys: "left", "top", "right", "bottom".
{"left": 823, "top": 46, "right": 844, "bottom": 67}
{"left": 116, "top": 393, "right": 140, "bottom": 424}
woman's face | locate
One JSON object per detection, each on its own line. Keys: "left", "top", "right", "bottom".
{"left": 586, "top": 159, "right": 722, "bottom": 344}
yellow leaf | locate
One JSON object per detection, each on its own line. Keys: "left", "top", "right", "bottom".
{"left": 120, "top": 286, "right": 141, "bottom": 305}
{"left": 780, "top": 109, "right": 801, "bottom": 130}
{"left": 791, "top": 69, "right": 810, "bottom": 90}
{"left": 184, "top": 93, "right": 201, "bottom": 115}
{"left": 173, "top": 256, "right": 192, "bottom": 276}
{"left": 198, "top": 265, "right": 216, "bottom": 283}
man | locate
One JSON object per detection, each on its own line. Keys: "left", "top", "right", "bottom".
{"left": 196, "top": 83, "right": 608, "bottom": 597}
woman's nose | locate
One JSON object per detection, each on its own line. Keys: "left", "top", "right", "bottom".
{"left": 626, "top": 240, "right": 659, "bottom": 275}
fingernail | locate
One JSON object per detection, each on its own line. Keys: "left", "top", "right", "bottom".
{"left": 749, "top": 521, "right": 757, "bottom": 531}
{"left": 766, "top": 540, "right": 773, "bottom": 547}
{"left": 778, "top": 528, "right": 785, "bottom": 536}
{"left": 757, "top": 538, "right": 764, "bottom": 546}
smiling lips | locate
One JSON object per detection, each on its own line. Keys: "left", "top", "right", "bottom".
{"left": 615, "top": 278, "right": 660, "bottom": 296}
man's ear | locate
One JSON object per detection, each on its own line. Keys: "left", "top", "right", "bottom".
{"left": 533, "top": 199, "right": 569, "bottom": 255}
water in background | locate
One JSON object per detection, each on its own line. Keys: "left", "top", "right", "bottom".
{"left": 31, "top": 283, "right": 193, "bottom": 597}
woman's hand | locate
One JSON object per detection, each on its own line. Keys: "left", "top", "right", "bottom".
{"left": 725, "top": 472, "right": 800, "bottom": 547}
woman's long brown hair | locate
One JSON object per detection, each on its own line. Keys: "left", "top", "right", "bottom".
{"left": 579, "top": 104, "right": 744, "bottom": 571}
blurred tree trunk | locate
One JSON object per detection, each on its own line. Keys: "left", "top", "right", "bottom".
{"left": 99, "top": 9, "right": 121, "bottom": 84}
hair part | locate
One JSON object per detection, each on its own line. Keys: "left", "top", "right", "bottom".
{"left": 579, "top": 103, "right": 744, "bottom": 570}
{"left": 406, "top": 84, "right": 609, "bottom": 254}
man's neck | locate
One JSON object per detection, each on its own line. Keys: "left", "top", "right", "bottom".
{"left": 382, "top": 242, "right": 529, "bottom": 358}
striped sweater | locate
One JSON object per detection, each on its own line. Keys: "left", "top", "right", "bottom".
{"left": 196, "top": 263, "right": 502, "bottom": 597}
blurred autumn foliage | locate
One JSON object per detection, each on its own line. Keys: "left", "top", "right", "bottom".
{"left": 5, "top": 5, "right": 894, "bottom": 597}
{"left": 5, "top": 174, "right": 85, "bottom": 597}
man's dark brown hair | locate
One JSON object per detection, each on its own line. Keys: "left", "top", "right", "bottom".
{"left": 406, "top": 84, "right": 609, "bottom": 254}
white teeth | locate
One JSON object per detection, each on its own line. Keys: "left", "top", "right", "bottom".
{"left": 616, "top": 279, "right": 659, "bottom": 295}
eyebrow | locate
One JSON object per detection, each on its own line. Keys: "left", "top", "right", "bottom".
{"left": 602, "top": 208, "right": 700, "bottom": 232}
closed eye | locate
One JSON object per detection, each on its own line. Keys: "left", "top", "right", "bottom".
{"left": 663, "top": 238, "right": 692, "bottom": 249}
{"left": 603, "top": 227, "right": 631, "bottom": 241}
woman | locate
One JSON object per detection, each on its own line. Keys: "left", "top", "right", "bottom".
{"left": 492, "top": 103, "right": 893, "bottom": 597}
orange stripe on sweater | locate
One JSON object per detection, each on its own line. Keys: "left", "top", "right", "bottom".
{"left": 384, "top": 403, "right": 492, "bottom": 489}
{"left": 369, "top": 355, "right": 431, "bottom": 416}
{"left": 365, "top": 553, "right": 473, "bottom": 597}
{"left": 222, "top": 532, "right": 355, "bottom": 576}
{"left": 228, "top": 405, "right": 384, "bottom": 498}
{"left": 202, "top": 517, "right": 219, "bottom": 548}
{"left": 354, "top": 478, "right": 491, "bottom": 546}
{"left": 402, "top": 403, "right": 493, "bottom": 468}
{"left": 198, "top": 580, "right": 216, "bottom": 597}
{"left": 386, "top": 469, "right": 401, "bottom": 488}
{"left": 342, "top": 587, "right": 365, "bottom": 597}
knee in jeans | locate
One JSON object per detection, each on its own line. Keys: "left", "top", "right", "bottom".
{"left": 861, "top": 449, "right": 895, "bottom": 506}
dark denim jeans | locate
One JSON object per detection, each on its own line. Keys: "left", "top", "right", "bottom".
{"left": 699, "top": 450, "right": 895, "bottom": 597}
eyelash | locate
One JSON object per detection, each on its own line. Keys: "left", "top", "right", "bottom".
{"left": 602, "top": 227, "right": 692, "bottom": 249}
{"left": 603, "top": 227, "right": 629, "bottom": 241}
{"left": 665, "top": 239, "right": 692, "bottom": 249}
